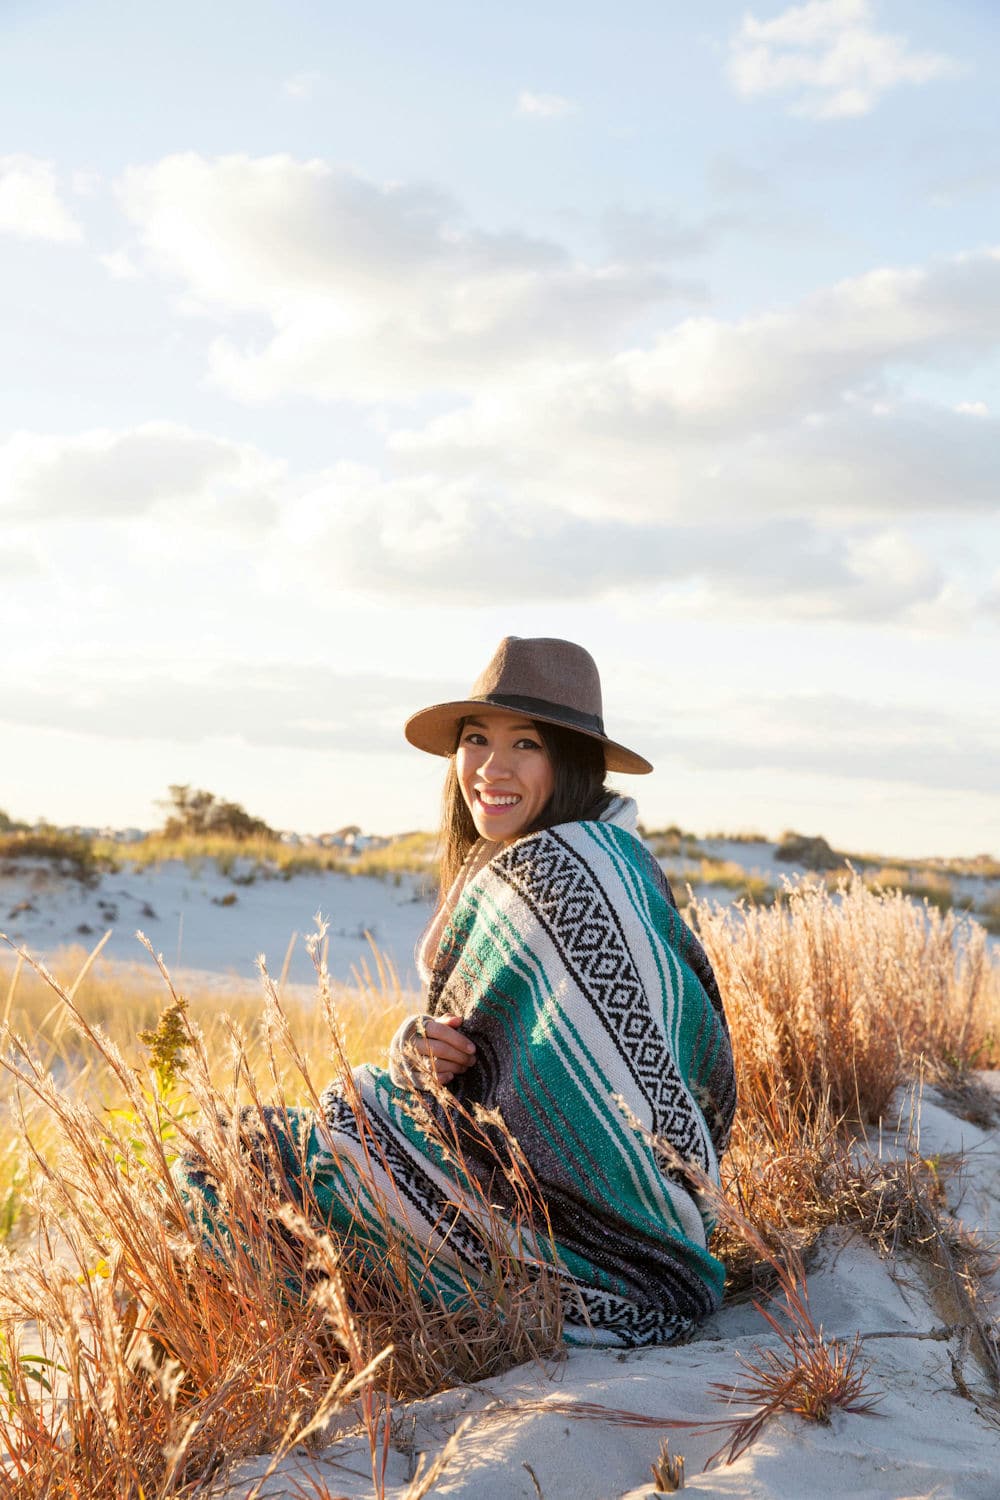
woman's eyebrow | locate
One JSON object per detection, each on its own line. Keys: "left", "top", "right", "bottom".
{"left": 464, "top": 717, "right": 538, "bottom": 732}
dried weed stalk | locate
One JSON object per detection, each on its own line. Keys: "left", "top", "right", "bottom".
{"left": 691, "top": 878, "right": 1000, "bottom": 1290}
{"left": 616, "top": 1097, "right": 884, "bottom": 1466}
{"left": 0, "top": 873, "right": 997, "bottom": 1494}
{"left": 0, "top": 927, "right": 562, "bottom": 1499}
{"left": 651, "top": 1435, "right": 685, "bottom": 1490}
{"left": 691, "top": 875, "right": 996, "bottom": 1125}
{"left": 828, "top": 1145, "right": 1000, "bottom": 1396}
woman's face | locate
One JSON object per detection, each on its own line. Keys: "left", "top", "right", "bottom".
{"left": 456, "top": 708, "right": 555, "bottom": 844}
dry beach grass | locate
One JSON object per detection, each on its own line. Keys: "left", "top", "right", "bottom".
{"left": 0, "top": 875, "right": 998, "bottom": 1497}
{"left": 0, "top": 930, "right": 565, "bottom": 1499}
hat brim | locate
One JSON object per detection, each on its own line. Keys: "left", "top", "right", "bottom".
{"left": 404, "top": 698, "right": 653, "bottom": 775}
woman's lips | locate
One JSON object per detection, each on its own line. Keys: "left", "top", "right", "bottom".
{"left": 476, "top": 789, "right": 522, "bottom": 813}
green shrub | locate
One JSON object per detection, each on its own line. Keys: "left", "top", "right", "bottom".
{"left": 0, "top": 830, "right": 111, "bottom": 886}
{"left": 155, "top": 785, "right": 276, "bottom": 842}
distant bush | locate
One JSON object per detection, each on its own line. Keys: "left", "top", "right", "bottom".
{"left": 775, "top": 832, "right": 846, "bottom": 871}
{"left": 642, "top": 826, "right": 701, "bottom": 857}
{"left": 0, "top": 808, "right": 28, "bottom": 834}
{"left": 863, "top": 865, "right": 954, "bottom": 914}
{"left": 0, "top": 829, "right": 109, "bottom": 885}
{"left": 105, "top": 827, "right": 439, "bottom": 887}
{"left": 975, "top": 893, "right": 1000, "bottom": 934}
{"left": 704, "top": 829, "right": 770, "bottom": 844}
{"left": 927, "top": 854, "right": 1000, "bottom": 881}
{"left": 662, "top": 857, "right": 774, "bottom": 906}
{"left": 156, "top": 785, "right": 276, "bottom": 842}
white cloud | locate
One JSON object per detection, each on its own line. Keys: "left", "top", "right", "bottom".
{"left": 71, "top": 169, "right": 102, "bottom": 198}
{"left": 600, "top": 204, "right": 721, "bottom": 263}
{"left": 388, "top": 247, "right": 1000, "bottom": 522}
{"left": 982, "top": 572, "right": 1000, "bottom": 619}
{"left": 99, "top": 248, "right": 140, "bottom": 280}
{"left": 117, "top": 153, "right": 679, "bottom": 400}
{"left": 17, "top": 192, "right": 994, "bottom": 630}
{"left": 282, "top": 70, "right": 321, "bottom": 100}
{"left": 0, "top": 661, "right": 424, "bottom": 750}
{"left": 728, "top": 0, "right": 959, "bottom": 119}
{"left": 0, "top": 546, "right": 41, "bottom": 580}
{"left": 646, "top": 692, "right": 1000, "bottom": 797}
{"left": 515, "top": 91, "right": 577, "bottom": 119}
{"left": 0, "top": 154, "right": 84, "bottom": 243}
{"left": 272, "top": 463, "right": 947, "bottom": 623}
{"left": 0, "top": 423, "right": 282, "bottom": 524}
{"left": 699, "top": 402, "right": 1000, "bottom": 520}
{"left": 0, "top": 412, "right": 974, "bottom": 627}
{"left": 3, "top": 663, "right": 987, "bottom": 802}
{"left": 114, "top": 154, "right": 1000, "bottom": 420}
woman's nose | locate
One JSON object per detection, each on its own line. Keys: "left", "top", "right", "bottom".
{"left": 481, "top": 747, "right": 511, "bottom": 778}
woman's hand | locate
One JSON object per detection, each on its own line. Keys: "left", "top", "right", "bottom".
{"left": 406, "top": 1013, "right": 476, "bottom": 1086}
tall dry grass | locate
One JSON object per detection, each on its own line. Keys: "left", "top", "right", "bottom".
{"left": 0, "top": 929, "right": 563, "bottom": 1499}
{"left": 693, "top": 874, "right": 995, "bottom": 1121}
{"left": 688, "top": 874, "right": 998, "bottom": 1278}
{"left": 0, "top": 874, "right": 997, "bottom": 1496}
{"left": 0, "top": 938, "right": 416, "bottom": 1248}
{"left": 89, "top": 830, "right": 439, "bottom": 886}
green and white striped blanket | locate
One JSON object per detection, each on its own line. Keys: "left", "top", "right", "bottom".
{"left": 181, "top": 802, "right": 736, "bottom": 1347}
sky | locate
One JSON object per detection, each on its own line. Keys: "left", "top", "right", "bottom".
{"left": 1, "top": 0, "right": 998, "bottom": 859}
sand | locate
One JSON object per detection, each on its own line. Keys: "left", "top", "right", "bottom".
{"left": 192, "top": 1080, "right": 1000, "bottom": 1500}
{"left": 0, "top": 856, "right": 436, "bottom": 989}
{"left": 4, "top": 857, "right": 1000, "bottom": 1497}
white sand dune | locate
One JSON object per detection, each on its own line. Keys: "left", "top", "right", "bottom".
{"left": 0, "top": 858, "right": 436, "bottom": 989}
{"left": 2, "top": 841, "right": 995, "bottom": 995}
{"left": 210, "top": 1080, "right": 1000, "bottom": 1500}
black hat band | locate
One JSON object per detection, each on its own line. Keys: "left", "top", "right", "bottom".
{"left": 473, "top": 693, "right": 605, "bottom": 736}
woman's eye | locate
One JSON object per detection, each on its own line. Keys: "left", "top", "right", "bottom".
{"left": 516, "top": 738, "right": 542, "bottom": 750}
{"left": 463, "top": 732, "right": 487, "bottom": 745}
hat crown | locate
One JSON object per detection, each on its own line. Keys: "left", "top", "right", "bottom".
{"left": 403, "top": 633, "right": 653, "bottom": 774}
{"left": 471, "top": 636, "right": 603, "bottom": 722}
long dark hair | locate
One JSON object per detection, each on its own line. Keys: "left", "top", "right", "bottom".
{"left": 436, "top": 718, "right": 615, "bottom": 897}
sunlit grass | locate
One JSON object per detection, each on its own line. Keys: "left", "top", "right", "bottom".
{"left": 664, "top": 857, "right": 774, "bottom": 907}
{"left": 974, "top": 893, "right": 1000, "bottom": 935}
{"left": 0, "top": 939, "right": 419, "bottom": 1248}
{"left": 860, "top": 863, "right": 956, "bottom": 913}
{"left": 0, "top": 928, "right": 562, "bottom": 1497}
{"left": 690, "top": 874, "right": 999, "bottom": 1287}
{"left": 1, "top": 874, "right": 998, "bottom": 1495}
{"left": 85, "top": 828, "right": 441, "bottom": 886}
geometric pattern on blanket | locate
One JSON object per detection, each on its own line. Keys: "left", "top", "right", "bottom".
{"left": 369, "top": 813, "right": 737, "bottom": 1344}
{"left": 493, "top": 829, "right": 707, "bottom": 1157}
{"left": 393, "top": 814, "right": 737, "bottom": 1345}
{"left": 177, "top": 805, "right": 737, "bottom": 1349}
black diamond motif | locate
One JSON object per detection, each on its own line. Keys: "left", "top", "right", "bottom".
{"left": 492, "top": 828, "right": 706, "bottom": 1159}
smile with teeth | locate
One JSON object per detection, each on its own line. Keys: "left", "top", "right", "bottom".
{"left": 477, "top": 790, "right": 522, "bottom": 808}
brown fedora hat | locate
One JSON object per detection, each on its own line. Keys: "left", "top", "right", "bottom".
{"left": 404, "top": 636, "right": 653, "bottom": 775}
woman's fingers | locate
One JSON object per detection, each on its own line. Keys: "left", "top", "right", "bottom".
{"left": 422, "top": 1018, "right": 476, "bottom": 1063}
{"left": 407, "top": 1013, "right": 475, "bottom": 1082}
{"left": 420, "top": 1041, "right": 475, "bottom": 1074}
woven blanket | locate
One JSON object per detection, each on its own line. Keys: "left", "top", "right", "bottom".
{"left": 180, "top": 806, "right": 736, "bottom": 1348}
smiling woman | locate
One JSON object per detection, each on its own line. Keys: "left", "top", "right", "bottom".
{"left": 177, "top": 636, "right": 737, "bottom": 1348}
{"left": 456, "top": 711, "right": 555, "bottom": 841}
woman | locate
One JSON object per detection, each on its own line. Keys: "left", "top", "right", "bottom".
{"left": 182, "top": 637, "right": 736, "bottom": 1348}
